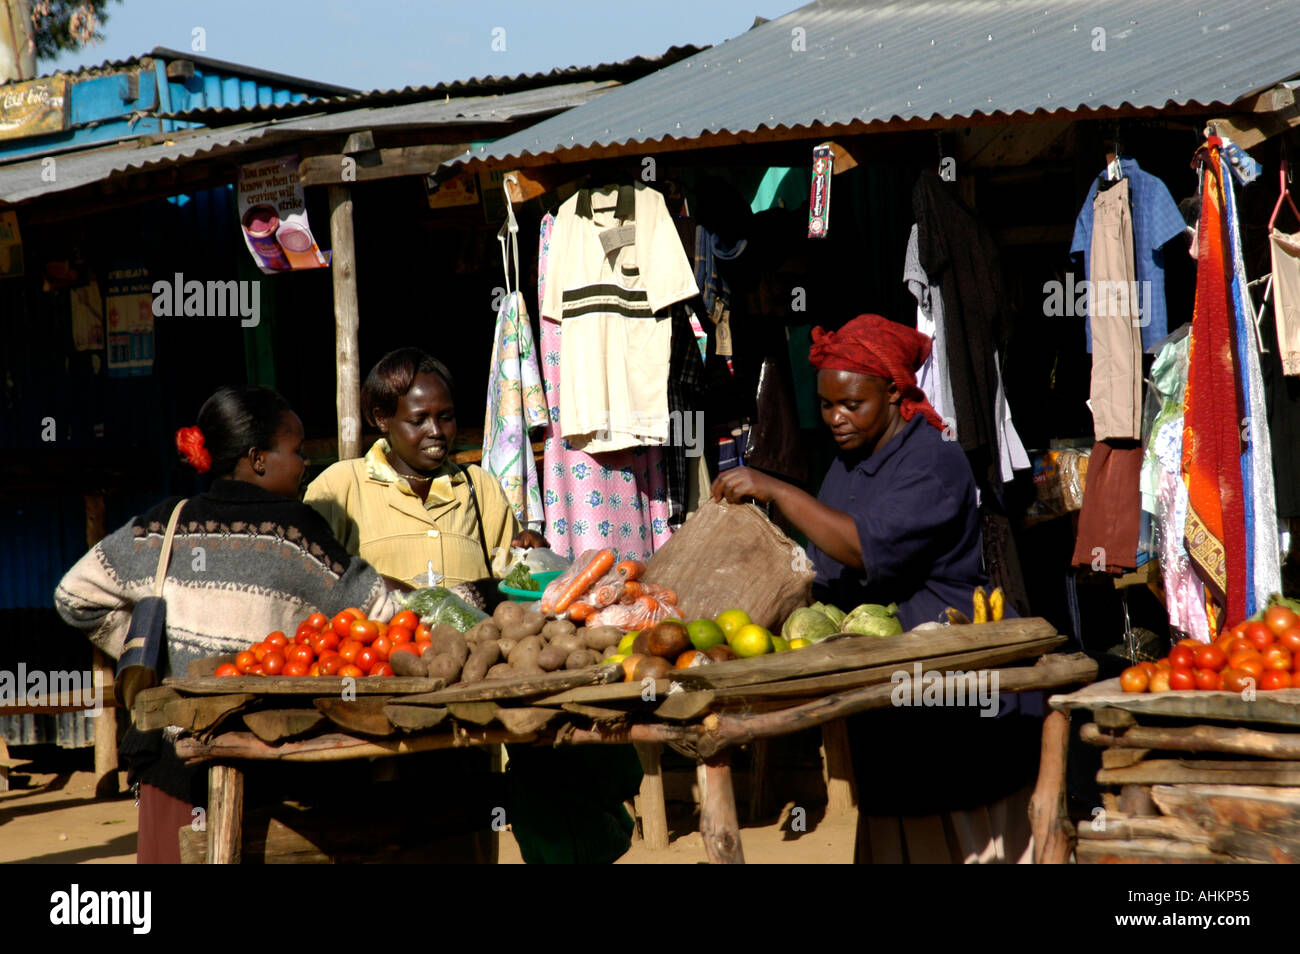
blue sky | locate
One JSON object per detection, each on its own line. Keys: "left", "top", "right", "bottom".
{"left": 41, "top": 0, "right": 798, "bottom": 92}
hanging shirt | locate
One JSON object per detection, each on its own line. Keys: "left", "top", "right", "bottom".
{"left": 1070, "top": 157, "right": 1186, "bottom": 351}
{"left": 541, "top": 183, "right": 699, "bottom": 453}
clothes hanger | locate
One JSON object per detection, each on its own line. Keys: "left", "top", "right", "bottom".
{"left": 1268, "top": 159, "right": 1300, "bottom": 232}
{"left": 497, "top": 175, "right": 521, "bottom": 303}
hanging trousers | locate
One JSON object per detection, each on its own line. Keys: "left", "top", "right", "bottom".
{"left": 1089, "top": 179, "right": 1143, "bottom": 440}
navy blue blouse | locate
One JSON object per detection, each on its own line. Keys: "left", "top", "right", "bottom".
{"left": 808, "top": 414, "right": 987, "bottom": 630}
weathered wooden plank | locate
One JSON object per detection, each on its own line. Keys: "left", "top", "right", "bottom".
{"left": 1101, "top": 748, "right": 1150, "bottom": 769}
{"left": 446, "top": 702, "right": 500, "bottom": 726}
{"left": 536, "top": 678, "right": 672, "bottom": 706}
{"left": 176, "top": 729, "right": 534, "bottom": 764}
{"left": 1052, "top": 678, "right": 1300, "bottom": 726}
{"left": 1076, "top": 838, "right": 1247, "bottom": 864}
{"left": 1076, "top": 813, "right": 1211, "bottom": 844}
{"left": 399, "top": 664, "right": 622, "bottom": 705}
{"left": 1098, "top": 759, "right": 1300, "bottom": 787}
{"left": 635, "top": 742, "right": 669, "bottom": 851}
{"left": 242, "top": 709, "right": 327, "bottom": 744}
{"left": 561, "top": 702, "right": 630, "bottom": 722}
{"left": 383, "top": 704, "right": 449, "bottom": 732}
{"left": 132, "top": 686, "right": 182, "bottom": 730}
{"left": 208, "top": 765, "right": 243, "bottom": 865}
{"left": 299, "top": 144, "right": 472, "bottom": 186}
{"left": 1094, "top": 706, "right": 1137, "bottom": 730}
{"left": 698, "top": 754, "right": 744, "bottom": 864}
{"left": 1029, "top": 709, "right": 1074, "bottom": 863}
{"left": 821, "top": 719, "right": 857, "bottom": 817}
{"left": 1081, "top": 722, "right": 1300, "bottom": 760}
{"left": 496, "top": 707, "right": 560, "bottom": 735}
{"left": 1151, "top": 785, "right": 1300, "bottom": 864}
{"left": 329, "top": 182, "right": 362, "bottom": 460}
{"left": 313, "top": 697, "right": 396, "bottom": 737}
{"left": 162, "top": 694, "right": 255, "bottom": 734}
{"left": 654, "top": 690, "right": 715, "bottom": 721}
{"left": 164, "top": 675, "right": 443, "bottom": 696}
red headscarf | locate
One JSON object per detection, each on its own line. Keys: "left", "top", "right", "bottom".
{"left": 809, "top": 314, "right": 945, "bottom": 430}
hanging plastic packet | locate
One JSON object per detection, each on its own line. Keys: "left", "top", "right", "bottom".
{"left": 808, "top": 143, "right": 834, "bottom": 239}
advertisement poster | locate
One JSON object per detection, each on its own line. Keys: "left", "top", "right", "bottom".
{"left": 106, "top": 266, "right": 154, "bottom": 377}
{"left": 236, "top": 155, "right": 330, "bottom": 274}
{"left": 71, "top": 282, "right": 105, "bottom": 351}
{"left": 0, "top": 210, "right": 23, "bottom": 278}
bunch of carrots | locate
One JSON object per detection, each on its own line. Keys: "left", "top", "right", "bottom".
{"left": 539, "top": 549, "right": 680, "bottom": 627}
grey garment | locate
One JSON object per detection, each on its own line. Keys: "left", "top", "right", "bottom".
{"left": 904, "top": 224, "right": 956, "bottom": 431}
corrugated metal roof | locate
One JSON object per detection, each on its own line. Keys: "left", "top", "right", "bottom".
{"left": 163, "top": 44, "right": 707, "bottom": 124}
{"left": 453, "top": 0, "right": 1300, "bottom": 168}
{"left": 0, "top": 80, "right": 617, "bottom": 205}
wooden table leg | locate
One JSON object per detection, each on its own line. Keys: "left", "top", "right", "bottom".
{"left": 207, "top": 764, "right": 244, "bottom": 864}
{"left": 633, "top": 741, "right": 669, "bottom": 850}
{"left": 0, "top": 734, "right": 9, "bottom": 793}
{"left": 697, "top": 753, "right": 745, "bottom": 864}
{"left": 1029, "top": 709, "right": 1073, "bottom": 864}
{"left": 820, "top": 718, "right": 857, "bottom": 817}
{"left": 91, "top": 647, "right": 118, "bottom": 797}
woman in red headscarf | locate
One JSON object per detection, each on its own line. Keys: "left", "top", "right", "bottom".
{"left": 711, "top": 313, "right": 987, "bottom": 628}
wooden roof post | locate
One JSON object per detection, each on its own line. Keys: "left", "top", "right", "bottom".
{"left": 328, "top": 183, "right": 362, "bottom": 460}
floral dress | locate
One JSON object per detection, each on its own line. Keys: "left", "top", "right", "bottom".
{"left": 483, "top": 287, "right": 547, "bottom": 529}
{"left": 538, "top": 212, "right": 673, "bottom": 561}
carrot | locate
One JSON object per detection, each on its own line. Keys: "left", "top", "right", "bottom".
{"left": 618, "top": 581, "right": 644, "bottom": 603}
{"left": 643, "top": 583, "right": 677, "bottom": 605}
{"left": 615, "top": 560, "right": 645, "bottom": 581}
{"left": 554, "top": 549, "right": 616, "bottom": 614}
{"left": 568, "top": 601, "right": 595, "bottom": 622}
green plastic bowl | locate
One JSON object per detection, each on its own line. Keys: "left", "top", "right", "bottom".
{"left": 498, "top": 569, "right": 562, "bottom": 602}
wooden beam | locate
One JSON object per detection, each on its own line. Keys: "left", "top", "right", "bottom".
{"left": 1081, "top": 722, "right": 1300, "bottom": 760}
{"left": 1206, "top": 105, "right": 1300, "bottom": 150}
{"left": 1029, "top": 708, "right": 1074, "bottom": 863}
{"left": 328, "top": 183, "right": 362, "bottom": 460}
{"left": 633, "top": 742, "right": 670, "bottom": 850}
{"left": 207, "top": 764, "right": 244, "bottom": 864}
{"left": 299, "top": 143, "right": 470, "bottom": 187}
{"left": 820, "top": 719, "right": 857, "bottom": 816}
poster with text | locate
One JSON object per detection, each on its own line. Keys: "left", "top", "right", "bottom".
{"left": 236, "top": 155, "right": 330, "bottom": 274}
{"left": 106, "top": 266, "right": 154, "bottom": 377}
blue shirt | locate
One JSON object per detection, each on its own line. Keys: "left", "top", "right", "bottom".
{"left": 809, "top": 414, "right": 987, "bottom": 630}
{"left": 1070, "top": 157, "right": 1186, "bottom": 352}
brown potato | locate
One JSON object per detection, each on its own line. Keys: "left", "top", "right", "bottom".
{"left": 389, "top": 650, "right": 427, "bottom": 678}
{"left": 431, "top": 630, "right": 469, "bottom": 666}
{"left": 516, "top": 612, "right": 546, "bottom": 637}
{"left": 583, "top": 625, "right": 624, "bottom": 651}
{"left": 507, "top": 635, "right": 543, "bottom": 670}
{"left": 550, "top": 633, "right": 586, "bottom": 656}
{"left": 565, "top": 649, "right": 600, "bottom": 670}
{"left": 485, "top": 663, "right": 515, "bottom": 680}
{"left": 536, "top": 645, "right": 568, "bottom": 672}
{"left": 466, "top": 620, "right": 501, "bottom": 644}
{"left": 541, "top": 619, "right": 577, "bottom": 640}
{"left": 632, "top": 656, "right": 673, "bottom": 682}
{"left": 497, "top": 638, "right": 517, "bottom": 658}
{"left": 602, "top": 645, "right": 620, "bottom": 659}
{"left": 494, "top": 601, "right": 525, "bottom": 627}
{"left": 426, "top": 653, "right": 462, "bottom": 682}
{"left": 509, "top": 665, "right": 545, "bottom": 677}
{"left": 705, "top": 644, "right": 738, "bottom": 663}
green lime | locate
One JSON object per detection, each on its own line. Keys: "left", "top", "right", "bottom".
{"left": 686, "top": 619, "right": 726, "bottom": 651}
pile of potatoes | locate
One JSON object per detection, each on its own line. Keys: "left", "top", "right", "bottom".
{"left": 389, "top": 600, "right": 625, "bottom": 685}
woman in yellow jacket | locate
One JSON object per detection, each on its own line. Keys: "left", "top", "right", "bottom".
{"left": 306, "top": 349, "right": 545, "bottom": 589}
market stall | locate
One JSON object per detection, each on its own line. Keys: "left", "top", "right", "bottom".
{"left": 136, "top": 615, "right": 1095, "bottom": 864}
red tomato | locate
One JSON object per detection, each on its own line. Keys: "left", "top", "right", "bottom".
{"left": 307, "top": 662, "right": 322, "bottom": 677}
{"left": 1236, "top": 656, "right": 1265, "bottom": 681}
{"left": 390, "top": 642, "right": 421, "bottom": 658}
{"left": 1229, "top": 649, "right": 1261, "bottom": 669}
{"left": 1245, "top": 621, "right": 1275, "bottom": 651}
{"left": 391, "top": 610, "right": 419, "bottom": 631}
{"left": 356, "top": 647, "right": 380, "bottom": 673}
{"left": 1263, "top": 646, "right": 1293, "bottom": 671}
{"left": 374, "top": 621, "right": 389, "bottom": 639}
{"left": 1265, "top": 605, "right": 1300, "bottom": 637}
{"left": 1214, "top": 632, "right": 1237, "bottom": 653}
{"left": 1176, "top": 637, "right": 1204, "bottom": 650}
{"left": 1168, "top": 645, "right": 1196, "bottom": 670}
{"left": 246, "top": 664, "right": 265, "bottom": 676}
{"left": 414, "top": 624, "right": 432, "bottom": 644}
{"left": 262, "top": 650, "right": 285, "bottom": 676}
{"left": 337, "top": 664, "right": 365, "bottom": 679}
{"left": 234, "top": 650, "right": 257, "bottom": 674}
{"left": 305, "top": 612, "right": 329, "bottom": 632}
{"left": 215, "top": 663, "right": 239, "bottom": 677}
{"left": 1168, "top": 666, "right": 1197, "bottom": 691}
{"left": 288, "top": 644, "right": 315, "bottom": 667}
{"left": 295, "top": 622, "right": 318, "bottom": 644}
{"left": 349, "top": 619, "right": 379, "bottom": 645}
{"left": 1260, "top": 669, "right": 1291, "bottom": 691}
{"left": 1221, "top": 668, "right": 1256, "bottom": 693}
{"left": 1194, "top": 668, "right": 1222, "bottom": 691}
{"left": 338, "top": 639, "right": 362, "bottom": 663}
{"left": 319, "top": 655, "right": 343, "bottom": 676}
{"left": 369, "top": 661, "right": 394, "bottom": 677}
{"left": 1193, "top": 644, "right": 1227, "bottom": 672}
{"left": 1137, "top": 661, "right": 1158, "bottom": 677}
{"left": 371, "top": 635, "right": 393, "bottom": 661}
{"left": 265, "top": 630, "right": 289, "bottom": 648}
{"left": 1154, "top": 658, "right": 1172, "bottom": 671}
{"left": 1149, "top": 669, "right": 1172, "bottom": 692}
{"left": 1228, "top": 637, "right": 1256, "bottom": 656}
{"left": 281, "top": 661, "right": 308, "bottom": 678}
{"left": 388, "top": 625, "right": 413, "bottom": 644}
{"left": 1120, "top": 666, "right": 1149, "bottom": 693}
{"left": 1278, "top": 627, "right": 1300, "bottom": 655}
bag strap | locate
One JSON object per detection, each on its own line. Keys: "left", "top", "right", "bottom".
{"left": 457, "top": 465, "right": 494, "bottom": 575}
{"left": 153, "top": 499, "right": 187, "bottom": 598}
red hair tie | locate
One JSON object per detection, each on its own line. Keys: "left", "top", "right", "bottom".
{"left": 176, "top": 426, "right": 212, "bottom": 473}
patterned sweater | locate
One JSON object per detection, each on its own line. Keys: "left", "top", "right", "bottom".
{"left": 55, "top": 479, "right": 398, "bottom": 678}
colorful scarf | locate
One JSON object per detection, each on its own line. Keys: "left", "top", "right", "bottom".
{"left": 1182, "top": 141, "right": 1249, "bottom": 626}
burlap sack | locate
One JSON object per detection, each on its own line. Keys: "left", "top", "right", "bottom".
{"left": 643, "top": 499, "right": 815, "bottom": 630}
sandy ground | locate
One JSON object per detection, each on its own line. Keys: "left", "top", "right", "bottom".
{"left": 1, "top": 752, "right": 855, "bottom": 864}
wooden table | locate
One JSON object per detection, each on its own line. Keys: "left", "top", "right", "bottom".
{"left": 139, "top": 618, "right": 1097, "bottom": 863}
{"left": 1050, "top": 679, "right": 1300, "bottom": 863}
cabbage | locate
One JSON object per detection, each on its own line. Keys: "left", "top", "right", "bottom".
{"left": 842, "top": 603, "right": 903, "bottom": 637}
{"left": 782, "top": 607, "right": 840, "bottom": 643}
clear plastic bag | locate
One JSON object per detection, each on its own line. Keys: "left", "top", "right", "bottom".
{"left": 401, "top": 586, "right": 489, "bottom": 633}
{"left": 539, "top": 548, "right": 616, "bottom": 616}
{"left": 588, "top": 596, "right": 678, "bottom": 630}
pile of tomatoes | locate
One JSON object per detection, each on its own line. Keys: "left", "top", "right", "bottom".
{"left": 1121, "top": 604, "right": 1300, "bottom": 693}
{"left": 213, "top": 608, "right": 428, "bottom": 679}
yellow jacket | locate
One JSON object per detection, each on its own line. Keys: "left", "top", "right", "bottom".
{"left": 305, "top": 440, "right": 521, "bottom": 587}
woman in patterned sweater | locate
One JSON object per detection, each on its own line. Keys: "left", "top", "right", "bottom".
{"left": 55, "top": 385, "right": 400, "bottom": 863}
